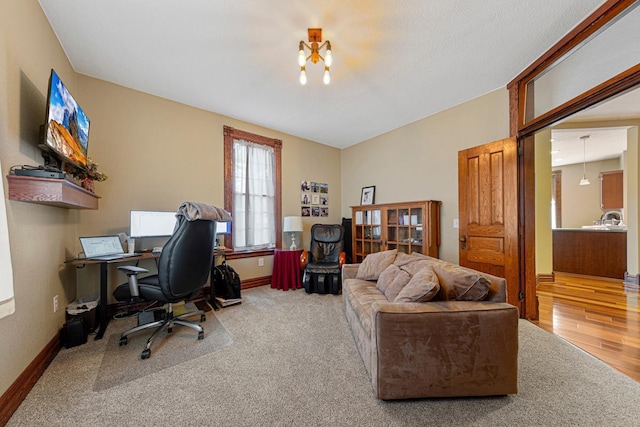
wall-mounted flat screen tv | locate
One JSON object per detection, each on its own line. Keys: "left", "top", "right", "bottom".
{"left": 40, "top": 69, "right": 89, "bottom": 169}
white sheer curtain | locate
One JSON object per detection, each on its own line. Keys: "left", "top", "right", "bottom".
{"left": 233, "top": 139, "right": 276, "bottom": 250}
{"left": 0, "top": 161, "right": 15, "bottom": 318}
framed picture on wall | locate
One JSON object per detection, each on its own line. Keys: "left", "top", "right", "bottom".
{"left": 361, "top": 186, "right": 375, "bottom": 205}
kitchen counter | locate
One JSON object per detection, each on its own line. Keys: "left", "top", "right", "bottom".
{"left": 556, "top": 227, "right": 627, "bottom": 232}
{"left": 553, "top": 229, "right": 626, "bottom": 279}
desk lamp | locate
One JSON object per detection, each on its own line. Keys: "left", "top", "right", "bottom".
{"left": 283, "top": 216, "right": 303, "bottom": 250}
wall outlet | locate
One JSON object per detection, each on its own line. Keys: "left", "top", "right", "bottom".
{"left": 258, "top": 258, "right": 264, "bottom": 267}
{"left": 53, "top": 295, "right": 59, "bottom": 313}
{"left": 453, "top": 218, "right": 459, "bottom": 229}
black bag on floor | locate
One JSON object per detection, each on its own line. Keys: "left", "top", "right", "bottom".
{"left": 212, "top": 261, "right": 242, "bottom": 301}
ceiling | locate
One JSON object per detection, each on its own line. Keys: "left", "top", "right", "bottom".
{"left": 38, "top": 0, "right": 606, "bottom": 149}
{"left": 551, "top": 86, "right": 640, "bottom": 167}
{"left": 551, "top": 127, "right": 629, "bottom": 167}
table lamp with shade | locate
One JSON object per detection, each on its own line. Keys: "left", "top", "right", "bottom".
{"left": 283, "top": 216, "right": 303, "bottom": 250}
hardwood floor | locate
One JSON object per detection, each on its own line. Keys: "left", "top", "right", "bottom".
{"left": 537, "top": 273, "right": 640, "bottom": 382}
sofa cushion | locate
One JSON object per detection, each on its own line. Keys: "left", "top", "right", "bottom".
{"left": 394, "top": 266, "right": 440, "bottom": 303}
{"left": 392, "top": 252, "right": 419, "bottom": 267}
{"left": 381, "top": 268, "right": 411, "bottom": 302}
{"left": 376, "top": 264, "right": 398, "bottom": 294}
{"left": 356, "top": 249, "right": 398, "bottom": 281}
{"left": 344, "top": 279, "right": 389, "bottom": 335}
{"left": 432, "top": 263, "right": 491, "bottom": 301}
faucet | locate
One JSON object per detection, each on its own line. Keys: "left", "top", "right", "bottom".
{"left": 601, "top": 210, "right": 622, "bottom": 225}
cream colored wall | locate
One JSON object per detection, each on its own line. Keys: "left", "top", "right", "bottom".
{"left": 626, "top": 127, "right": 639, "bottom": 276}
{"left": 554, "top": 158, "right": 621, "bottom": 228}
{"left": 340, "top": 89, "right": 510, "bottom": 263}
{"left": 0, "top": 0, "right": 80, "bottom": 397}
{"left": 535, "top": 130, "right": 553, "bottom": 274}
{"left": 74, "top": 76, "right": 342, "bottom": 298}
{"left": 0, "top": 0, "right": 341, "bottom": 397}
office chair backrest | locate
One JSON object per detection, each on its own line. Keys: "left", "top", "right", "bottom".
{"left": 157, "top": 215, "right": 217, "bottom": 300}
{"left": 309, "top": 224, "right": 344, "bottom": 263}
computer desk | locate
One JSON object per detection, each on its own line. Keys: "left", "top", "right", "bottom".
{"left": 67, "top": 252, "right": 159, "bottom": 340}
{"left": 68, "top": 248, "right": 229, "bottom": 340}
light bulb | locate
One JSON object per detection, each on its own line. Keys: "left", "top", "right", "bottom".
{"left": 325, "top": 49, "right": 333, "bottom": 67}
{"left": 323, "top": 67, "right": 330, "bottom": 85}
{"left": 297, "top": 49, "right": 306, "bottom": 67}
{"left": 299, "top": 68, "right": 307, "bottom": 85}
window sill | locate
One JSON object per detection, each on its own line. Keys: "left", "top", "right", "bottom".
{"left": 226, "top": 248, "right": 275, "bottom": 260}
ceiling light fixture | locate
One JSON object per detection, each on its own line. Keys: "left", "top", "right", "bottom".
{"left": 298, "top": 28, "right": 332, "bottom": 85}
{"left": 579, "top": 135, "right": 591, "bottom": 186}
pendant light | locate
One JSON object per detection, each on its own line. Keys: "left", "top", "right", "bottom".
{"left": 579, "top": 135, "right": 590, "bottom": 186}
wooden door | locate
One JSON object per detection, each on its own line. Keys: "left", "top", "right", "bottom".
{"left": 458, "top": 137, "right": 520, "bottom": 309}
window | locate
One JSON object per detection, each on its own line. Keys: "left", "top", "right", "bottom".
{"left": 223, "top": 126, "right": 282, "bottom": 252}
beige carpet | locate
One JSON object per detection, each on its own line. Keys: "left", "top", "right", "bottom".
{"left": 9, "top": 286, "right": 640, "bottom": 426}
{"left": 94, "top": 306, "right": 233, "bottom": 391}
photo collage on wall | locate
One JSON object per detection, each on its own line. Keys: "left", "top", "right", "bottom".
{"left": 301, "top": 181, "right": 328, "bottom": 217}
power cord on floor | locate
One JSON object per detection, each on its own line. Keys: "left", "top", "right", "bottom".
{"left": 112, "top": 300, "right": 160, "bottom": 319}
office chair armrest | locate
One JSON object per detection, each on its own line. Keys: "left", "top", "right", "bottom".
{"left": 117, "top": 265, "right": 149, "bottom": 275}
{"left": 117, "top": 266, "right": 149, "bottom": 298}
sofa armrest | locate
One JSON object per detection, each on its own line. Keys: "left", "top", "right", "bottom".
{"left": 370, "top": 301, "right": 519, "bottom": 400}
{"left": 342, "top": 263, "right": 360, "bottom": 281}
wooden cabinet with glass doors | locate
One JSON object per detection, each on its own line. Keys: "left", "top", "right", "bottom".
{"left": 351, "top": 200, "right": 441, "bottom": 263}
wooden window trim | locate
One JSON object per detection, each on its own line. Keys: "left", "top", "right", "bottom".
{"left": 508, "top": 0, "right": 640, "bottom": 136}
{"left": 223, "top": 125, "right": 282, "bottom": 254}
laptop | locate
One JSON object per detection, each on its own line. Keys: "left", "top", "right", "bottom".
{"left": 79, "top": 235, "right": 138, "bottom": 261}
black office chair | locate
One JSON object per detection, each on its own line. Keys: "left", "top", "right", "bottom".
{"left": 113, "top": 213, "right": 217, "bottom": 359}
{"left": 300, "top": 224, "right": 346, "bottom": 294}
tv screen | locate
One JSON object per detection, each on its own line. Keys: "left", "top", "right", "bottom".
{"left": 41, "top": 69, "right": 89, "bottom": 169}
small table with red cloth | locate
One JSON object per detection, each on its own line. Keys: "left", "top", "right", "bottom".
{"left": 271, "top": 249, "right": 303, "bottom": 291}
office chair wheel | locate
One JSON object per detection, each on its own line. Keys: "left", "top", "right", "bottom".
{"left": 200, "top": 314, "right": 206, "bottom": 322}
{"left": 198, "top": 331, "right": 204, "bottom": 340}
{"left": 119, "top": 337, "right": 128, "bottom": 346}
{"left": 141, "top": 349, "right": 151, "bottom": 359}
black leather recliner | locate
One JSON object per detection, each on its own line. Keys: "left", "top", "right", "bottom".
{"left": 300, "top": 224, "right": 346, "bottom": 294}
{"left": 113, "top": 214, "right": 217, "bottom": 359}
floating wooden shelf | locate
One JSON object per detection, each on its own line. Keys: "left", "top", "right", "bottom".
{"left": 6, "top": 175, "right": 100, "bottom": 209}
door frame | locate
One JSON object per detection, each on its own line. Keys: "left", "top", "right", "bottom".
{"left": 508, "top": 0, "right": 640, "bottom": 318}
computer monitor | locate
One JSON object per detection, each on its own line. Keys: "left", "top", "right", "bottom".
{"left": 130, "top": 210, "right": 177, "bottom": 238}
{"left": 216, "top": 221, "right": 231, "bottom": 235}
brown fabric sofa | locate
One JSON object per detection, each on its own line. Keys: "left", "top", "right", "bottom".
{"left": 342, "top": 252, "right": 518, "bottom": 400}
